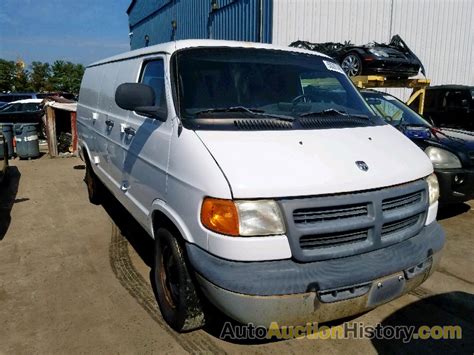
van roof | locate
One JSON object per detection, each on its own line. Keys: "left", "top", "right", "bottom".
{"left": 88, "top": 39, "right": 330, "bottom": 68}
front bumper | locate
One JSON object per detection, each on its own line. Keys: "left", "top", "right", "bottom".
{"left": 363, "top": 59, "right": 420, "bottom": 77}
{"left": 436, "top": 168, "right": 474, "bottom": 203}
{"left": 187, "top": 222, "right": 444, "bottom": 326}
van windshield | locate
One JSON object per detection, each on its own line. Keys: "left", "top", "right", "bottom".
{"left": 173, "top": 48, "right": 374, "bottom": 121}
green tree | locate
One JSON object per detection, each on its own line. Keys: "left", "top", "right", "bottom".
{"left": 49, "top": 60, "right": 84, "bottom": 94}
{"left": 30, "top": 61, "right": 52, "bottom": 92}
{"left": 0, "top": 59, "right": 16, "bottom": 92}
{"left": 0, "top": 58, "right": 84, "bottom": 94}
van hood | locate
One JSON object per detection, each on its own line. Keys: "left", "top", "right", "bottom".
{"left": 196, "top": 125, "right": 433, "bottom": 198}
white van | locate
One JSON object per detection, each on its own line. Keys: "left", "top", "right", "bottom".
{"left": 77, "top": 40, "right": 444, "bottom": 332}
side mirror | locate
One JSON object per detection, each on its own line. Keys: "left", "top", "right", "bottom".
{"left": 115, "top": 83, "right": 168, "bottom": 122}
{"left": 115, "top": 83, "right": 155, "bottom": 110}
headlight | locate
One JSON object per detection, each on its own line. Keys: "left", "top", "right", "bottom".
{"left": 368, "top": 48, "right": 389, "bottom": 57}
{"left": 201, "top": 198, "right": 285, "bottom": 236}
{"left": 425, "top": 146, "right": 462, "bottom": 169}
{"left": 425, "top": 173, "right": 440, "bottom": 205}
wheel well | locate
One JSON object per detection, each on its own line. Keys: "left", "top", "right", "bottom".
{"left": 152, "top": 210, "right": 184, "bottom": 242}
{"left": 82, "top": 145, "right": 91, "bottom": 165}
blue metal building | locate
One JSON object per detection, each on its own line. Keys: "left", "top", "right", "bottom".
{"left": 127, "top": 0, "right": 273, "bottom": 50}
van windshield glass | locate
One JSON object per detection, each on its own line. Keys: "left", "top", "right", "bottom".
{"left": 174, "top": 48, "right": 374, "bottom": 120}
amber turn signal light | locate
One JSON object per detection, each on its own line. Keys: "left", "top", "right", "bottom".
{"left": 201, "top": 198, "right": 239, "bottom": 236}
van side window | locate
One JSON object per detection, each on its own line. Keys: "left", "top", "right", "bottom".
{"left": 141, "top": 60, "right": 166, "bottom": 109}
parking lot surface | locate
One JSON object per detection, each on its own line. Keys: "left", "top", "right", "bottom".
{"left": 0, "top": 157, "right": 473, "bottom": 354}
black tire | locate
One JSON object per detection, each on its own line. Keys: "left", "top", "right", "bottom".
{"left": 154, "top": 227, "right": 205, "bottom": 332}
{"left": 341, "top": 52, "right": 363, "bottom": 77}
{"left": 84, "top": 160, "right": 103, "bottom": 205}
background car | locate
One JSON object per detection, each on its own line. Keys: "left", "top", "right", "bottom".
{"left": 410, "top": 85, "right": 474, "bottom": 130}
{"left": 290, "top": 35, "right": 425, "bottom": 78}
{"left": 361, "top": 89, "right": 474, "bottom": 204}
{"left": 0, "top": 93, "right": 40, "bottom": 103}
{"left": 0, "top": 99, "right": 44, "bottom": 125}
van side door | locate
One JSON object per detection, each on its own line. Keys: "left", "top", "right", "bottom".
{"left": 119, "top": 56, "right": 172, "bottom": 227}
{"left": 93, "top": 62, "right": 124, "bottom": 187}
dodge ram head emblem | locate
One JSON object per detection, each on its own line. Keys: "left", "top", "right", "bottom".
{"left": 356, "top": 161, "right": 369, "bottom": 171}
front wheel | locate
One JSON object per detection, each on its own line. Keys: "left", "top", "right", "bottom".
{"left": 341, "top": 53, "right": 362, "bottom": 76}
{"left": 154, "top": 228, "right": 205, "bottom": 332}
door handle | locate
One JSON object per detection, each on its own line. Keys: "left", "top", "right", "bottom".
{"left": 105, "top": 119, "right": 114, "bottom": 128}
{"left": 124, "top": 127, "right": 136, "bottom": 136}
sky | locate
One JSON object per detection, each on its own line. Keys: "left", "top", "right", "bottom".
{"left": 0, "top": 0, "right": 131, "bottom": 66}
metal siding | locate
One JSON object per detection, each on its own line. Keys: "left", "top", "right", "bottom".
{"left": 390, "top": 0, "right": 473, "bottom": 87}
{"left": 128, "top": 0, "right": 172, "bottom": 27}
{"left": 210, "top": 0, "right": 259, "bottom": 41}
{"left": 272, "top": 0, "right": 473, "bottom": 98}
{"left": 129, "top": 0, "right": 272, "bottom": 50}
{"left": 273, "top": 0, "right": 392, "bottom": 45}
{"left": 130, "top": 0, "right": 210, "bottom": 50}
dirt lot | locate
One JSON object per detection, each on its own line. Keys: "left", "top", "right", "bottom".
{"left": 0, "top": 156, "right": 473, "bottom": 354}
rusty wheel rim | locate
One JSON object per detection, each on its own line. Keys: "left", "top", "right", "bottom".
{"left": 159, "top": 243, "right": 179, "bottom": 309}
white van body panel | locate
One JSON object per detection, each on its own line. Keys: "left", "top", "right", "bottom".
{"left": 160, "top": 125, "right": 233, "bottom": 247}
{"left": 196, "top": 125, "right": 434, "bottom": 199}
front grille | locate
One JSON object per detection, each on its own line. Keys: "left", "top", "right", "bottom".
{"left": 293, "top": 203, "right": 368, "bottom": 224}
{"left": 381, "top": 214, "right": 421, "bottom": 237}
{"left": 300, "top": 229, "right": 368, "bottom": 249}
{"left": 279, "top": 180, "right": 428, "bottom": 262}
{"left": 382, "top": 191, "right": 422, "bottom": 211}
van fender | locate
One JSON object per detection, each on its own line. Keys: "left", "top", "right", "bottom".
{"left": 149, "top": 199, "right": 195, "bottom": 244}
{"left": 79, "top": 141, "right": 92, "bottom": 163}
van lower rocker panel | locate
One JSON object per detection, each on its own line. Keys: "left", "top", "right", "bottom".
{"left": 278, "top": 179, "right": 428, "bottom": 262}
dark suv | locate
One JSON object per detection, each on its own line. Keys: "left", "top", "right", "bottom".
{"left": 414, "top": 85, "right": 474, "bottom": 130}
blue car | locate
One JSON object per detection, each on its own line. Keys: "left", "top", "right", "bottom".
{"left": 362, "top": 89, "right": 474, "bottom": 204}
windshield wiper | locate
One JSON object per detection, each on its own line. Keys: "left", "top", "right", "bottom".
{"left": 300, "top": 108, "right": 369, "bottom": 119}
{"left": 193, "top": 106, "right": 295, "bottom": 122}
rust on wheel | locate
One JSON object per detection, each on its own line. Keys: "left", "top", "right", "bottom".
{"left": 159, "top": 243, "right": 180, "bottom": 310}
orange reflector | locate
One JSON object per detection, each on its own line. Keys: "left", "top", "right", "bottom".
{"left": 201, "top": 198, "right": 239, "bottom": 236}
